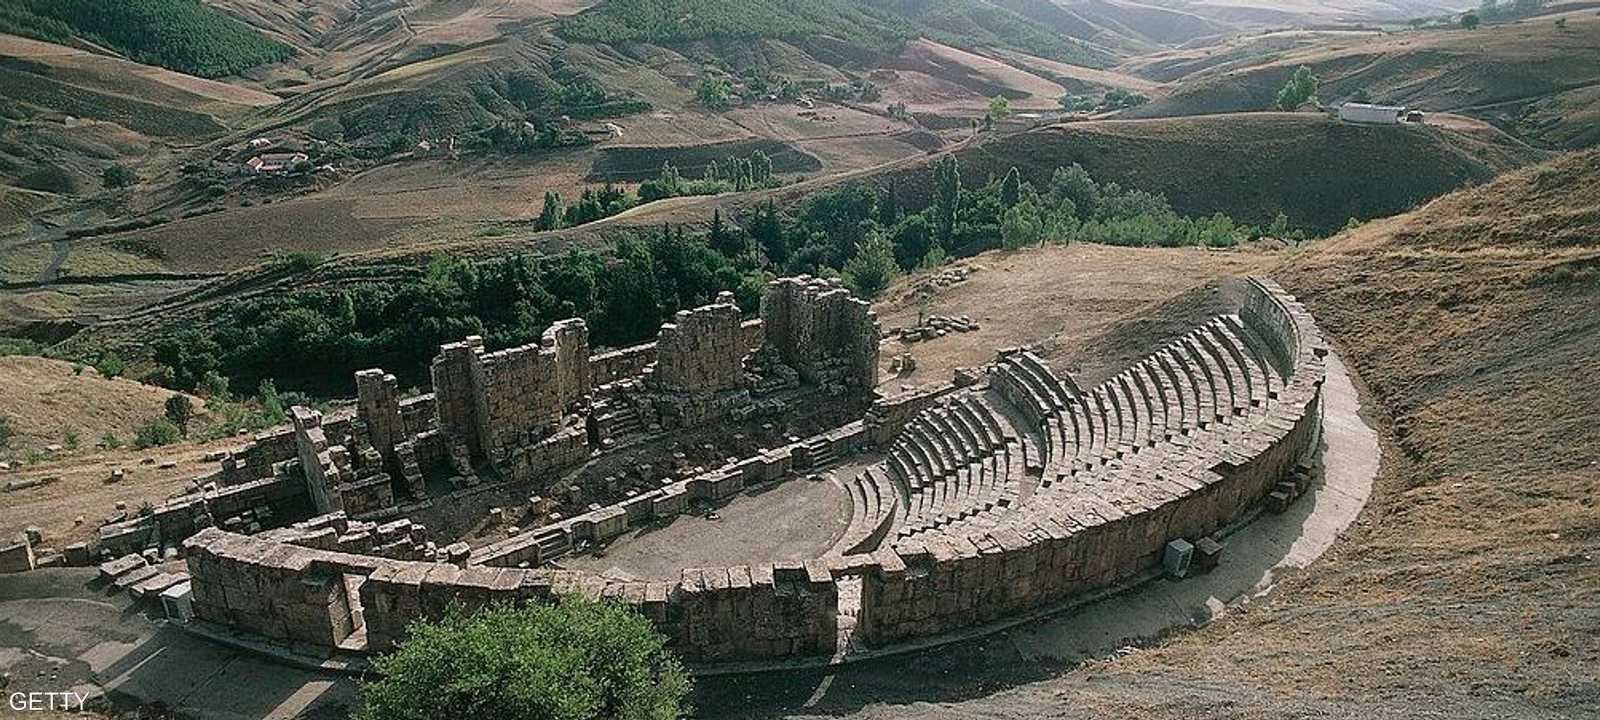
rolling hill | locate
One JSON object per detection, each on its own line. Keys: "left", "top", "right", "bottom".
{"left": 870, "top": 112, "right": 1545, "bottom": 231}
{"left": 1127, "top": 14, "right": 1600, "bottom": 149}
{"left": 0, "top": 0, "right": 293, "bottom": 78}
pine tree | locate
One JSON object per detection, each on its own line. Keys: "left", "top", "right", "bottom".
{"left": 879, "top": 179, "right": 900, "bottom": 227}
{"left": 535, "top": 190, "right": 562, "bottom": 231}
{"left": 933, "top": 155, "right": 961, "bottom": 246}
{"left": 842, "top": 231, "right": 898, "bottom": 299}
{"left": 1000, "top": 167, "right": 1023, "bottom": 208}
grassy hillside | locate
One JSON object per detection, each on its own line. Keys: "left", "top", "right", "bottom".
{"left": 0, "top": 0, "right": 293, "bottom": 78}
{"left": 558, "top": 0, "right": 1115, "bottom": 67}
{"left": 877, "top": 113, "right": 1543, "bottom": 232}
{"left": 1167, "top": 147, "right": 1599, "bottom": 716}
{"left": 1128, "top": 16, "right": 1600, "bottom": 149}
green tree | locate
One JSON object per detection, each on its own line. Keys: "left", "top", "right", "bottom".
{"left": 199, "top": 370, "right": 230, "bottom": 400}
{"left": 888, "top": 213, "right": 934, "bottom": 270}
{"left": 708, "top": 208, "right": 743, "bottom": 256}
{"left": 697, "top": 75, "right": 733, "bottom": 110}
{"left": 95, "top": 353, "right": 125, "bottom": 379}
{"left": 1274, "top": 65, "right": 1320, "bottom": 111}
{"left": 134, "top": 417, "right": 181, "bottom": 449}
{"left": 258, "top": 379, "right": 287, "bottom": 425}
{"left": 1461, "top": 11, "right": 1481, "bottom": 29}
{"left": 1000, "top": 200, "right": 1046, "bottom": 249}
{"left": 165, "top": 395, "right": 196, "bottom": 435}
{"left": 999, "top": 167, "right": 1023, "bottom": 208}
{"left": 0, "top": 414, "right": 12, "bottom": 451}
{"left": 536, "top": 190, "right": 563, "bottom": 231}
{"left": 102, "top": 164, "right": 137, "bottom": 189}
{"left": 987, "top": 95, "right": 1013, "bottom": 121}
{"left": 932, "top": 155, "right": 961, "bottom": 247}
{"left": 842, "top": 231, "right": 898, "bottom": 299}
{"left": 1049, "top": 164, "right": 1099, "bottom": 218}
{"left": 749, "top": 200, "right": 787, "bottom": 264}
{"left": 357, "top": 598, "right": 690, "bottom": 720}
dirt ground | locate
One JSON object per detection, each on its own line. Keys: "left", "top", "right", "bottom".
{"left": 562, "top": 469, "right": 850, "bottom": 581}
{"left": 0, "top": 434, "right": 248, "bottom": 551}
{"left": 873, "top": 243, "right": 1272, "bottom": 393}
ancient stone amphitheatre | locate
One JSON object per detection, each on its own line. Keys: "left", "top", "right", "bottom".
{"left": 3, "top": 0, "right": 1597, "bottom": 716}
{"left": 57, "top": 270, "right": 1324, "bottom": 668}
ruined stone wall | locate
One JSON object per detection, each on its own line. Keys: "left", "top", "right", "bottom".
{"left": 760, "top": 276, "right": 881, "bottom": 390}
{"left": 472, "top": 421, "right": 866, "bottom": 567}
{"left": 291, "top": 407, "right": 343, "bottom": 514}
{"left": 591, "top": 344, "right": 657, "bottom": 387}
{"left": 215, "top": 413, "right": 355, "bottom": 487}
{"left": 425, "top": 322, "right": 594, "bottom": 465}
{"left": 356, "top": 370, "right": 404, "bottom": 471}
{"left": 184, "top": 528, "right": 839, "bottom": 662}
{"left": 653, "top": 293, "right": 747, "bottom": 394}
{"left": 181, "top": 277, "right": 1324, "bottom": 665}
{"left": 0, "top": 537, "right": 34, "bottom": 574}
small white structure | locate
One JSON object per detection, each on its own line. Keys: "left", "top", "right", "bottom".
{"left": 1338, "top": 103, "right": 1406, "bottom": 125}
{"left": 245, "top": 152, "right": 309, "bottom": 174}
{"left": 248, "top": 137, "right": 274, "bottom": 149}
{"left": 160, "top": 581, "right": 193, "bottom": 622}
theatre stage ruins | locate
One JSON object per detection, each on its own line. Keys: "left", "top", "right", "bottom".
{"left": 81, "top": 274, "right": 1329, "bottom": 666}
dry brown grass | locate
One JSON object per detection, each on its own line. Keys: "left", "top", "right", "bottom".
{"left": 0, "top": 356, "right": 205, "bottom": 455}
{"left": 873, "top": 243, "right": 1274, "bottom": 393}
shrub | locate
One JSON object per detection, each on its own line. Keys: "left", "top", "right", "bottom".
{"left": 133, "top": 417, "right": 180, "bottom": 449}
{"left": 0, "top": 415, "right": 12, "bottom": 451}
{"left": 842, "top": 232, "right": 898, "bottom": 299}
{"left": 697, "top": 75, "right": 733, "bottom": 110}
{"left": 102, "top": 164, "right": 137, "bottom": 188}
{"left": 309, "top": 118, "right": 345, "bottom": 141}
{"left": 164, "top": 395, "right": 195, "bottom": 435}
{"left": 95, "top": 354, "right": 125, "bottom": 379}
{"left": 198, "top": 370, "right": 230, "bottom": 400}
{"left": 987, "top": 95, "right": 1013, "bottom": 121}
{"left": 357, "top": 598, "right": 690, "bottom": 720}
{"left": 1274, "top": 65, "right": 1320, "bottom": 110}
{"left": 19, "top": 164, "right": 78, "bottom": 194}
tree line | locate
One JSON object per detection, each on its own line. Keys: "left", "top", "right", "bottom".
{"left": 0, "top": 0, "right": 293, "bottom": 78}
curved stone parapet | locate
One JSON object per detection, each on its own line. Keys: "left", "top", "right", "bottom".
{"left": 181, "top": 276, "right": 1327, "bottom": 665}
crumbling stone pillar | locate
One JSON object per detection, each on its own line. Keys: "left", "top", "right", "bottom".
{"left": 291, "top": 406, "right": 344, "bottom": 515}
{"left": 431, "top": 337, "right": 486, "bottom": 462}
{"left": 355, "top": 369, "right": 402, "bottom": 468}
{"left": 760, "top": 276, "right": 882, "bottom": 389}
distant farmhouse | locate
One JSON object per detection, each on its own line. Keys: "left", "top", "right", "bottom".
{"left": 245, "top": 152, "right": 309, "bottom": 175}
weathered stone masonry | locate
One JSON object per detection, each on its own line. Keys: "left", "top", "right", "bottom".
{"left": 180, "top": 277, "right": 1326, "bottom": 665}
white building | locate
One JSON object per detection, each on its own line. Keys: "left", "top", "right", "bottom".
{"left": 1338, "top": 103, "right": 1406, "bottom": 125}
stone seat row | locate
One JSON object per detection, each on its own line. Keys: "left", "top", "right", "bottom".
{"left": 878, "top": 394, "right": 1026, "bottom": 539}
{"left": 835, "top": 467, "right": 901, "bottom": 556}
{"left": 893, "top": 313, "right": 1291, "bottom": 545}
{"left": 993, "top": 316, "right": 1283, "bottom": 481}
